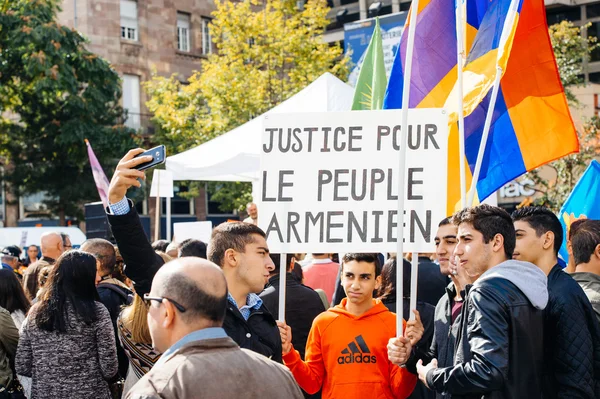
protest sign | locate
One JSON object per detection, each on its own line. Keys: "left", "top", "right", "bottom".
{"left": 259, "top": 109, "right": 448, "bottom": 253}
{"left": 173, "top": 221, "right": 213, "bottom": 244}
{"left": 150, "top": 170, "right": 174, "bottom": 198}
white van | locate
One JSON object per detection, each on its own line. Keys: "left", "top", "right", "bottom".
{"left": 0, "top": 227, "right": 86, "bottom": 249}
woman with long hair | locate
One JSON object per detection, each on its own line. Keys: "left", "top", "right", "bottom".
{"left": 15, "top": 251, "right": 118, "bottom": 399}
{"left": 117, "top": 251, "right": 169, "bottom": 395}
{"left": 0, "top": 269, "right": 30, "bottom": 329}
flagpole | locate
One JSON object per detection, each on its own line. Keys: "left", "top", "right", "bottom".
{"left": 456, "top": 0, "right": 467, "bottom": 208}
{"left": 466, "top": 67, "right": 502, "bottom": 206}
{"left": 466, "top": 0, "right": 520, "bottom": 206}
{"left": 396, "top": 0, "right": 420, "bottom": 337}
{"left": 278, "top": 254, "right": 287, "bottom": 322}
{"left": 409, "top": 254, "right": 419, "bottom": 320}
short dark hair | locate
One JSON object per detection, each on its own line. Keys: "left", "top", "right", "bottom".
{"left": 569, "top": 219, "right": 588, "bottom": 240}
{"left": 208, "top": 222, "right": 266, "bottom": 267}
{"left": 151, "top": 240, "right": 170, "bottom": 252}
{"left": 269, "top": 253, "right": 291, "bottom": 274}
{"left": 160, "top": 273, "right": 227, "bottom": 324}
{"left": 179, "top": 239, "right": 207, "bottom": 259}
{"left": 511, "top": 206, "right": 563, "bottom": 256}
{"left": 571, "top": 220, "right": 600, "bottom": 265}
{"left": 342, "top": 253, "right": 382, "bottom": 277}
{"left": 452, "top": 204, "right": 515, "bottom": 259}
{"left": 60, "top": 233, "right": 70, "bottom": 246}
{"left": 439, "top": 217, "right": 452, "bottom": 227}
{"left": 80, "top": 238, "right": 116, "bottom": 275}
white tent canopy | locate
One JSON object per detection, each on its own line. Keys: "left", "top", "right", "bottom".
{"left": 166, "top": 73, "right": 354, "bottom": 183}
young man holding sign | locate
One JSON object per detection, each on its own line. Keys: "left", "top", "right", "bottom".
{"left": 278, "top": 253, "right": 420, "bottom": 399}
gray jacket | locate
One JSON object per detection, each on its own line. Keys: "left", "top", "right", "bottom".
{"left": 0, "top": 306, "right": 19, "bottom": 388}
{"left": 571, "top": 272, "right": 600, "bottom": 325}
{"left": 126, "top": 336, "right": 303, "bottom": 399}
{"left": 15, "top": 302, "right": 118, "bottom": 399}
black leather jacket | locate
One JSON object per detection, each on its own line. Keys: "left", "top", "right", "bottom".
{"left": 426, "top": 276, "right": 545, "bottom": 399}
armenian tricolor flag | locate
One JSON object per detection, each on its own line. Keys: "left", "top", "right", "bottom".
{"left": 385, "top": 0, "right": 579, "bottom": 214}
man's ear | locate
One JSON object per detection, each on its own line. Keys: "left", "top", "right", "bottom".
{"left": 567, "top": 239, "right": 573, "bottom": 256}
{"left": 542, "top": 231, "right": 554, "bottom": 251}
{"left": 162, "top": 300, "right": 176, "bottom": 329}
{"left": 594, "top": 244, "right": 600, "bottom": 260}
{"left": 223, "top": 248, "right": 238, "bottom": 268}
{"left": 375, "top": 274, "right": 383, "bottom": 290}
{"left": 492, "top": 233, "right": 505, "bottom": 254}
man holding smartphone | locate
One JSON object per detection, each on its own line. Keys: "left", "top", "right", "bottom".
{"left": 105, "top": 149, "right": 282, "bottom": 362}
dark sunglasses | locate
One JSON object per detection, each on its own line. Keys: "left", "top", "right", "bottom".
{"left": 143, "top": 293, "right": 187, "bottom": 313}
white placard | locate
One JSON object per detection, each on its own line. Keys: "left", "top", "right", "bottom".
{"left": 150, "top": 170, "right": 174, "bottom": 198}
{"left": 173, "top": 221, "right": 213, "bottom": 244}
{"left": 258, "top": 109, "right": 448, "bottom": 253}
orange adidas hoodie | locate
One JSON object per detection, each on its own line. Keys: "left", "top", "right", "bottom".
{"left": 282, "top": 298, "right": 417, "bottom": 399}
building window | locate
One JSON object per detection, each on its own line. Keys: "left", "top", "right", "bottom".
{"left": 589, "top": 22, "right": 600, "bottom": 62}
{"left": 120, "top": 0, "right": 138, "bottom": 41}
{"left": 202, "top": 17, "right": 212, "bottom": 55}
{"left": 545, "top": 6, "right": 581, "bottom": 26}
{"left": 177, "top": 12, "right": 191, "bottom": 52}
{"left": 587, "top": 3, "right": 600, "bottom": 19}
{"left": 122, "top": 74, "right": 141, "bottom": 129}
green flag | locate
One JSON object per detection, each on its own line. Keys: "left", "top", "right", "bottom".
{"left": 351, "top": 18, "right": 387, "bottom": 110}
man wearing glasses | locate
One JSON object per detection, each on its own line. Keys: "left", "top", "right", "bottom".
{"left": 126, "top": 257, "right": 302, "bottom": 398}
{"left": 106, "top": 149, "right": 281, "bottom": 363}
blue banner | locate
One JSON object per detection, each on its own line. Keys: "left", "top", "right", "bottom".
{"left": 344, "top": 12, "right": 407, "bottom": 86}
{"left": 558, "top": 160, "right": 600, "bottom": 262}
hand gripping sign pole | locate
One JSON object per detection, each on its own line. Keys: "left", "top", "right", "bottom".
{"left": 397, "top": 0, "right": 420, "bottom": 333}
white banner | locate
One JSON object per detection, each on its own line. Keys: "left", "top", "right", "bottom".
{"left": 150, "top": 170, "right": 174, "bottom": 198}
{"left": 258, "top": 109, "right": 448, "bottom": 253}
{"left": 173, "top": 221, "right": 213, "bottom": 244}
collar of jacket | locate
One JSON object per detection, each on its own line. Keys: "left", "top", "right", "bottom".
{"left": 571, "top": 271, "right": 600, "bottom": 285}
{"left": 267, "top": 273, "right": 299, "bottom": 288}
{"left": 445, "top": 282, "right": 458, "bottom": 298}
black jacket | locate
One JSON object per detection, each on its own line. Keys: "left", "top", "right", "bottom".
{"left": 260, "top": 273, "right": 325, "bottom": 359}
{"left": 223, "top": 301, "right": 283, "bottom": 363}
{"left": 426, "top": 262, "right": 547, "bottom": 399}
{"left": 383, "top": 296, "right": 436, "bottom": 399}
{"left": 542, "top": 265, "right": 600, "bottom": 398}
{"left": 417, "top": 257, "right": 449, "bottom": 307}
{"left": 106, "top": 202, "right": 163, "bottom": 298}
{"left": 107, "top": 203, "right": 283, "bottom": 363}
{"left": 406, "top": 283, "right": 462, "bottom": 399}
{"left": 97, "top": 281, "right": 133, "bottom": 379}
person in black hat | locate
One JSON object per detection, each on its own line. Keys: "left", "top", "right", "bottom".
{"left": 1, "top": 246, "right": 23, "bottom": 280}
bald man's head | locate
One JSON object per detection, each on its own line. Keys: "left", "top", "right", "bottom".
{"left": 81, "top": 238, "right": 116, "bottom": 276}
{"left": 152, "top": 257, "right": 228, "bottom": 325}
{"left": 40, "top": 232, "right": 64, "bottom": 259}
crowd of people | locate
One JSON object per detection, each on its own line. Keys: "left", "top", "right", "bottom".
{"left": 1, "top": 149, "right": 600, "bottom": 399}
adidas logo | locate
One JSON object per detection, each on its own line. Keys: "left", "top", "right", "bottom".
{"left": 337, "top": 335, "right": 377, "bottom": 364}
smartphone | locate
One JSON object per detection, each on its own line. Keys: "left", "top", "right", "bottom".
{"left": 133, "top": 145, "right": 166, "bottom": 171}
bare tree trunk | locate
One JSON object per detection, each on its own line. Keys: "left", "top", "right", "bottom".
{"left": 59, "top": 208, "right": 66, "bottom": 226}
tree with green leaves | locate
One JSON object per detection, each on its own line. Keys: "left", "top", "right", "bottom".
{"left": 524, "top": 21, "right": 600, "bottom": 211}
{"left": 145, "top": 0, "right": 349, "bottom": 212}
{"left": 0, "top": 0, "right": 136, "bottom": 224}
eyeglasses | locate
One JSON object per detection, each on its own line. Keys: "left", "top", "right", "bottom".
{"left": 143, "top": 293, "right": 187, "bottom": 313}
